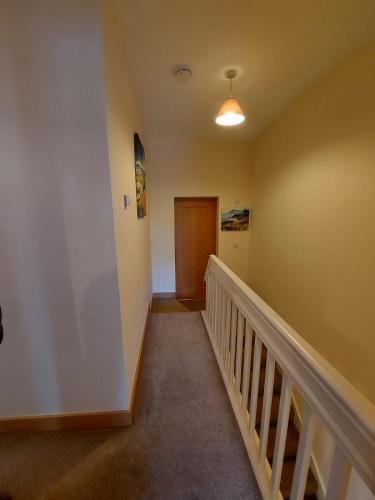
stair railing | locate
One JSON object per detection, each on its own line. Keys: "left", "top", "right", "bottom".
{"left": 202, "top": 255, "right": 375, "bottom": 500}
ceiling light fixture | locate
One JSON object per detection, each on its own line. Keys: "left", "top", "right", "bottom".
{"left": 215, "top": 69, "right": 245, "bottom": 127}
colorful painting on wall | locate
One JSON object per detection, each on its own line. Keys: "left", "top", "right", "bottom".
{"left": 221, "top": 208, "right": 250, "bottom": 231}
{"left": 134, "top": 133, "right": 146, "bottom": 218}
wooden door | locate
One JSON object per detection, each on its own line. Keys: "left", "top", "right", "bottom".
{"left": 174, "top": 197, "right": 217, "bottom": 300}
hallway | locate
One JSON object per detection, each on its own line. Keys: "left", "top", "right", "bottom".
{"left": 0, "top": 312, "right": 260, "bottom": 500}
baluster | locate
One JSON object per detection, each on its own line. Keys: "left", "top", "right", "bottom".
{"left": 218, "top": 288, "right": 225, "bottom": 358}
{"left": 211, "top": 276, "right": 216, "bottom": 333}
{"left": 290, "top": 405, "right": 317, "bottom": 500}
{"left": 205, "top": 274, "right": 210, "bottom": 325}
{"left": 225, "top": 300, "right": 233, "bottom": 373}
{"left": 209, "top": 275, "right": 212, "bottom": 317}
{"left": 223, "top": 296, "right": 232, "bottom": 368}
{"left": 207, "top": 274, "right": 211, "bottom": 326}
{"left": 259, "top": 351, "right": 276, "bottom": 463}
{"left": 271, "top": 375, "right": 293, "bottom": 496}
{"left": 213, "top": 279, "right": 218, "bottom": 343}
{"left": 241, "top": 322, "right": 253, "bottom": 414}
{"left": 229, "top": 304, "right": 238, "bottom": 382}
{"left": 215, "top": 284, "right": 221, "bottom": 349}
{"left": 235, "top": 312, "right": 244, "bottom": 394}
{"left": 325, "top": 445, "right": 351, "bottom": 500}
{"left": 223, "top": 290, "right": 228, "bottom": 356}
{"left": 210, "top": 277, "right": 214, "bottom": 335}
{"left": 249, "top": 335, "right": 262, "bottom": 433}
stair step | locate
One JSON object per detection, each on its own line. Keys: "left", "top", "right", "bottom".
{"left": 256, "top": 393, "right": 281, "bottom": 426}
{"left": 252, "top": 366, "right": 283, "bottom": 396}
{"left": 260, "top": 344, "right": 267, "bottom": 367}
{"left": 266, "top": 421, "right": 299, "bottom": 460}
{"left": 240, "top": 336, "right": 318, "bottom": 499}
{"left": 280, "top": 458, "right": 318, "bottom": 499}
{"left": 246, "top": 370, "right": 285, "bottom": 414}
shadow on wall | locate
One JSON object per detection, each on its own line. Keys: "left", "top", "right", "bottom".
{"left": 79, "top": 271, "right": 127, "bottom": 411}
{"left": 0, "top": 2, "right": 126, "bottom": 416}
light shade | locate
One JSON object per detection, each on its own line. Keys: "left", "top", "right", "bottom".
{"left": 215, "top": 97, "right": 245, "bottom": 126}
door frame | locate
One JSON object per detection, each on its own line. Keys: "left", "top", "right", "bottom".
{"left": 174, "top": 196, "right": 218, "bottom": 299}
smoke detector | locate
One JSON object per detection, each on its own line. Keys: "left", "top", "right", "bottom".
{"left": 175, "top": 66, "right": 192, "bottom": 82}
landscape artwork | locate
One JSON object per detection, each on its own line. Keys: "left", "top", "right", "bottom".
{"left": 221, "top": 208, "right": 250, "bottom": 231}
{"left": 134, "top": 133, "right": 146, "bottom": 218}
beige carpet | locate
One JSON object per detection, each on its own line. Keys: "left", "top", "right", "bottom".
{"left": 0, "top": 312, "right": 260, "bottom": 500}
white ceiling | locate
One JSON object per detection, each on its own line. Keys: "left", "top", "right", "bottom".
{"left": 112, "top": 0, "right": 375, "bottom": 141}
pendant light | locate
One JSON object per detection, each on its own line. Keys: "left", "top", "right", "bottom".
{"left": 215, "top": 69, "right": 245, "bottom": 127}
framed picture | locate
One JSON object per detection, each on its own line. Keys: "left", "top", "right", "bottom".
{"left": 221, "top": 208, "right": 250, "bottom": 231}
{"left": 134, "top": 133, "right": 146, "bottom": 218}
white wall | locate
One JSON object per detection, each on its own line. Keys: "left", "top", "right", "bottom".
{"left": 0, "top": 0, "right": 127, "bottom": 416}
{"left": 249, "top": 41, "right": 375, "bottom": 499}
{"left": 101, "top": 0, "right": 152, "bottom": 398}
{"left": 149, "top": 138, "right": 252, "bottom": 292}
{"left": 249, "top": 40, "right": 375, "bottom": 404}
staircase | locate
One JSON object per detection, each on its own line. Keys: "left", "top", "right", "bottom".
{"left": 203, "top": 255, "right": 375, "bottom": 500}
{"left": 254, "top": 344, "right": 317, "bottom": 499}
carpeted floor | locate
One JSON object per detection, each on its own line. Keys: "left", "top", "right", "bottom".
{"left": 0, "top": 312, "right": 260, "bottom": 500}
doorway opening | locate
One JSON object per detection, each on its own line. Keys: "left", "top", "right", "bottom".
{"left": 174, "top": 197, "right": 218, "bottom": 304}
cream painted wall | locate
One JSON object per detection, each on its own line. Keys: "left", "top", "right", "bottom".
{"left": 148, "top": 139, "right": 252, "bottom": 292}
{"left": 0, "top": 0, "right": 127, "bottom": 415}
{"left": 249, "top": 41, "right": 375, "bottom": 405}
{"left": 101, "top": 1, "right": 152, "bottom": 398}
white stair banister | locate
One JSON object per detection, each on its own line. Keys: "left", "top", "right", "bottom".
{"left": 241, "top": 323, "right": 253, "bottom": 415}
{"left": 235, "top": 312, "right": 244, "bottom": 394}
{"left": 202, "top": 255, "right": 375, "bottom": 500}
{"left": 271, "top": 375, "right": 293, "bottom": 496}
{"left": 223, "top": 295, "right": 231, "bottom": 368}
{"left": 289, "top": 405, "right": 317, "bottom": 500}
{"left": 259, "top": 351, "right": 276, "bottom": 464}
{"left": 229, "top": 303, "right": 237, "bottom": 382}
{"left": 249, "top": 335, "right": 262, "bottom": 434}
{"left": 325, "top": 445, "right": 352, "bottom": 500}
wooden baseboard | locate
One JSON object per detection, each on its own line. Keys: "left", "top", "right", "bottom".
{"left": 152, "top": 292, "right": 176, "bottom": 299}
{"left": 126, "top": 300, "right": 151, "bottom": 423}
{"left": 0, "top": 410, "right": 132, "bottom": 433}
{"left": 0, "top": 302, "right": 151, "bottom": 434}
